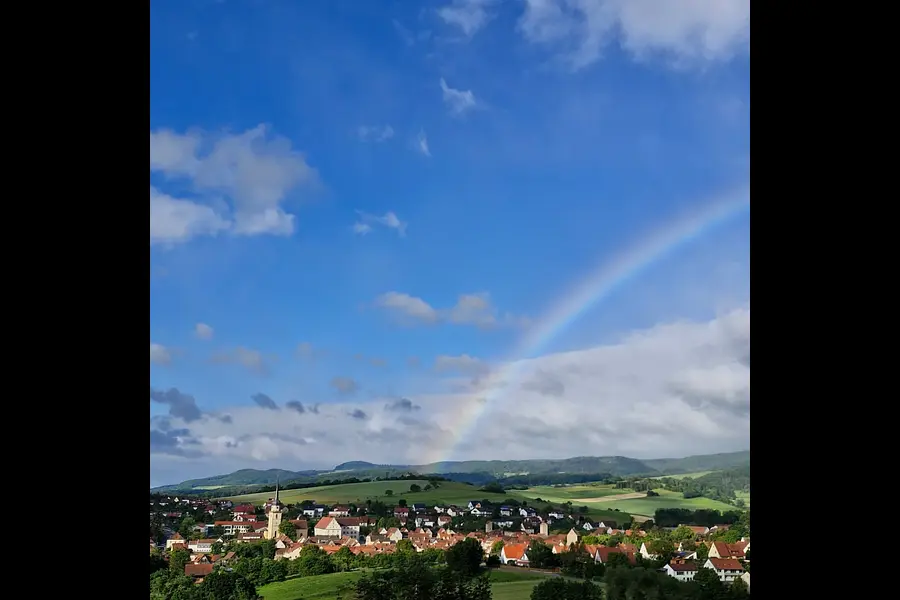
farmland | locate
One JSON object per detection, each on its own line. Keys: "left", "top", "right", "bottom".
{"left": 256, "top": 568, "right": 546, "bottom": 600}
{"left": 516, "top": 483, "right": 740, "bottom": 518}
{"left": 735, "top": 490, "right": 751, "bottom": 508}
{"left": 225, "top": 480, "right": 515, "bottom": 506}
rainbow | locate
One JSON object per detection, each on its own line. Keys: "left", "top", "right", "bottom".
{"left": 423, "top": 190, "right": 750, "bottom": 466}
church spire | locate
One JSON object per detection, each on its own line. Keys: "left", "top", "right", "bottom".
{"left": 274, "top": 477, "right": 280, "bottom": 505}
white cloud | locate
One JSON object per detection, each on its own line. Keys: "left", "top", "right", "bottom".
{"left": 354, "top": 211, "right": 408, "bottom": 237}
{"left": 195, "top": 323, "right": 214, "bottom": 340}
{"left": 375, "top": 291, "right": 528, "bottom": 329}
{"left": 439, "top": 78, "right": 477, "bottom": 116}
{"left": 150, "top": 343, "right": 172, "bottom": 366}
{"left": 150, "top": 308, "right": 750, "bottom": 480}
{"left": 149, "top": 125, "right": 318, "bottom": 245}
{"left": 358, "top": 125, "right": 395, "bottom": 142}
{"left": 434, "top": 354, "right": 488, "bottom": 375}
{"left": 438, "top": 0, "right": 497, "bottom": 37}
{"left": 211, "top": 346, "right": 272, "bottom": 375}
{"left": 417, "top": 130, "right": 431, "bottom": 157}
{"left": 518, "top": 0, "right": 750, "bottom": 70}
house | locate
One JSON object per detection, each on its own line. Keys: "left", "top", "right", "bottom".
{"left": 704, "top": 558, "right": 745, "bottom": 583}
{"left": 594, "top": 546, "right": 637, "bottom": 565}
{"left": 302, "top": 505, "right": 327, "bottom": 517}
{"left": 329, "top": 506, "right": 351, "bottom": 517}
{"left": 519, "top": 507, "right": 537, "bottom": 517}
{"left": 548, "top": 510, "right": 566, "bottom": 519}
{"left": 639, "top": 542, "right": 657, "bottom": 559}
{"left": 166, "top": 533, "right": 185, "bottom": 550}
{"left": 184, "top": 563, "right": 214, "bottom": 581}
{"left": 236, "top": 532, "right": 264, "bottom": 542}
{"left": 467, "top": 501, "right": 482, "bottom": 510}
{"left": 384, "top": 528, "right": 404, "bottom": 542}
{"left": 314, "top": 517, "right": 361, "bottom": 538}
{"left": 499, "top": 506, "right": 513, "bottom": 517}
{"left": 437, "top": 515, "right": 453, "bottom": 526}
{"left": 446, "top": 506, "right": 463, "bottom": 517}
{"left": 471, "top": 505, "right": 491, "bottom": 517}
{"left": 680, "top": 525, "right": 710, "bottom": 536}
{"left": 709, "top": 541, "right": 747, "bottom": 559}
{"left": 595, "top": 520, "right": 617, "bottom": 531}
{"left": 566, "top": 528, "right": 579, "bottom": 547}
{"left": 394, "top": 507, "right": 410, "bottom": 518}
{"left": 289, "top": 519, "right": 309, "bottom": 538}
{"left": 213, "top": 521, "right": 256, "bottom": 535}
{"left": 232, "top": 504, "right": 255, "bottom": 518}
{"left": 412, "top": 503, "right": 426, "bottom": 513}
{"left": 187, "top": 539, "right": 218, "bottom": 553}
{"left": 500, "top": 543, "right": 529, "bottom": 566}
{"left": 233, "top": 513, "right": 258, "bottom": 522}
{"left": 662, "top": 561, "right": 699, "bottom": 582}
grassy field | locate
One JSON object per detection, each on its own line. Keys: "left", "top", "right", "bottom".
{"left": 734, "top": 491, "right": 751, "bottom": 508}
{"left": 256, "top": 569, "right": 545, "bottom": 600}
{"left": 577, "top": 489, "right": 739, "bottom": 517}
{"left": 227, "top": 480, "right": 518, "bottom": 506}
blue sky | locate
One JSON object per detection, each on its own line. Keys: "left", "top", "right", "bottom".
{"left": 150, "top": 0, "right": 750, "bottom": 487}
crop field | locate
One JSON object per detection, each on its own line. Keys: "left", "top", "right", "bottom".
{"left": 575, "top": 489, "right": 740, "bottom": 517}
{"left": 227, "top": 480, "right": 517, "bottom": 506}
{"left": 516, "top": 483, "right": 634, "bottom": 503}
{"left": 256, "top": 569, "right": 545, "bottom": 600}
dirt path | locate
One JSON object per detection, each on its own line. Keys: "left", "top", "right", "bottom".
{"left": 571, "top": 492, "right": 647, "bottom": 503}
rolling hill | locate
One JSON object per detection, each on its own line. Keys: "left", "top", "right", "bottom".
{"left": 151, "top": 450, "right": 749, "bottom": 493}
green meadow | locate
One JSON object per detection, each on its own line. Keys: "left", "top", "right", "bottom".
{"left": 515, "top": 483, "right": 634, "bottom": 503}
{"left": 649, "top": 470, "right": 718, "bottom": 480}
{"left": 256, "top": 569, "right": 546, "bottom": 600}
{"left": 580, "top": 489, "right": 739, "bottom": 517}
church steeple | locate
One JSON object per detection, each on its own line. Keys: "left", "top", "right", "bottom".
{"left": 265, "top": 477, "right": 283, "bottom": 540}
{"left": 274, "top": 478, "right": 279, "bottom": 505}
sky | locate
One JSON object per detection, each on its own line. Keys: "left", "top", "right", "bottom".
{"left": 149, "top": 0, "right": 751, "bottom": 488}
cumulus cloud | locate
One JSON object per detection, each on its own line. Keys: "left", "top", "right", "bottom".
{"left": 518, "top": 0, "right": 750, "bottom": 70}
{"left": 194, "top": 323, "right": 214, "bottom": 340}
{"left": 440, "top": 78, "right": 477, "bottom": 116}
{"left": 374, "top": 291, "right": 528, "bottom": 329}
{"left": 149, "top": 125, "right": 318, "bottom": 245}
{"left": 150, "top": 308, "right": 750, "bottom": 483}
{"left": 438, "top": 0, "right": 497, "bottom": 37}
{"left": 251, "top": 393, "right": 279, "bottom": 410}
{"left": 150, "top": 343, "right": 172, "bottom": 366}
{"left": 354, "top": 211, "right": 407, "bottom": 237}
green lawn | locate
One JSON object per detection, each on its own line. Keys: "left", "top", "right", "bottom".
{"left": 257, "top": 569, "right": 544, "bottom": 600}
{"left": 585, "top": 489, "right": 739, "bottom": 517}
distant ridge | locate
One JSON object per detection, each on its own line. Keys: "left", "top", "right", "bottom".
{"left": 151, "top": 450, "right": 749, "bottom": 492}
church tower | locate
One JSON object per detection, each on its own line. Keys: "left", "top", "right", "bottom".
{"left": 266, "top": 480, "right": 283, "bottom": 540}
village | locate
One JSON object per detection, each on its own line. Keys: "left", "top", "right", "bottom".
{"left": 151, "top": 487, "right": 750, "bottom": 592}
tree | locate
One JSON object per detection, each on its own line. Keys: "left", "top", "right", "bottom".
{"left": 694, "top": 567, "right": 726, "bottom": 600}
{"left": 211, "top": 541, "right": 224, "bottom": 554}
{"left": 671, "top": 525, "right": 697, "bottom": 541}
{"left": 295, "top": 545, "right": 334, "bottom": 576}
{"left": 605, "top": 552, "right": 632, "bottom": 569}
{"left": 696, "top": 543, "right": 710, "bottom": 560}
{"left": 530, "top": 578, "right": 603, "bottom": 600}
{"left": 331, "top": 546, "right": 355, "bottom": 571}
{"left": 397, "top": 499, "right": 407, "bottom": 507}
{"left": 526, "top": 539, "right": 559, "bottom": 569}
{"left": 197, "top": 570, "right": 259, "bottom": 600}
{"left": 445, "top": 537, "right": 484, "bottom": 576}
{"left": 409, "top": 484, "right": 422, "bottom": 492}
{"left": 729, "top": 576, "right": 750, "bottom": 598}
{"left": 178, "top": 516, "right": 197, "bottom": 539}
{"left": 396, "top": 539, "right": 414, "bottom": 554}
{"left": 208, "top": 525, "right": 226, "bottom": 537}
{"left": 169, "top": 548, "right": 191, "bottom": 576}
{"left": 384, "top": 489, "right": 394, "bottom": 497}
{"left": 490, "top": 540, "right": 505, "bottom": 555}
{"left": 279, "top": 520, "right": 297, "bottom": 540}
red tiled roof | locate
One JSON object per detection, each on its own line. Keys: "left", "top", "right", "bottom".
{"left": 708, "top": 558, "right": 744, "bottom": 571}
{"left": 184, "top": 563, "right": 214, "bottom": 577}
{"left": 503, "top": 543, "right": 528, "bottom": 560}
{"left": 668, "top": 562, "right": 699, "bottom": 572}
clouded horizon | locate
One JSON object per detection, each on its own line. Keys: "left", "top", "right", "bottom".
{"left": 150, "top": 0, "right": 750, "bottom": 488}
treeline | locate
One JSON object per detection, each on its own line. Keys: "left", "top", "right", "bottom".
{"left": 657, "top": 466, "right": 750, "bottom": 504}
{"left": 653, "top": 507, "right": 744, "bottom": 528}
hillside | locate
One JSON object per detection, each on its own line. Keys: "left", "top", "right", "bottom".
{"left": 151, "top": 450, "right": 750, "bottom": 493}
{"left": 641, "top": 451, "right": 750, "bottom": 474}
